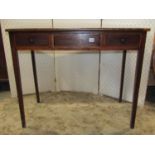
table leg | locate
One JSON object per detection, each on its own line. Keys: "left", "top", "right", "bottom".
{"left": 31, "top": 50, "right": 40, "bottom": 103}
{"left": 98, "top": 51, "right": 101, "bottom": 94}
{"left": 119, "top": 50, "right": 127, "bottom": 102}
{"left": 130, "top": 33, "right": 146, "bottom": 129}
{"left": 10, "top": 37, "right": 26, "bottom": 128}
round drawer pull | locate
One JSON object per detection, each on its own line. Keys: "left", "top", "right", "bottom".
{"left": 120, "top": 38, "right": 127, "bottom": 44}
{"left": 28, "top": 38, "right": 35, "bottom": 44}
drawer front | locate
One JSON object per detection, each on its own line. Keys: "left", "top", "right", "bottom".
{"left": 102, "top": 32, "right": 141, "bottom": 50}
{"left": 14, "top": 32, "right": 52, "bottom": 50}
{"left": 54, "top": 32, "right": 100, "bottom": 49}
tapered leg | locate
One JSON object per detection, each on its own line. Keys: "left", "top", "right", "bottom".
{"left": 98, "top": 51, "right": 101, "bottom": 94}
{"left": 130, "top": 32, "right": 147, "bottom": 129}
{"left": 31, "top": 50, "right": 40, "bottom": 103}
{"left": 119, "top": 50, "right": 127, "bottom": 102}
{"left": 10, "top": 36, "right": 26, "bottom": 128}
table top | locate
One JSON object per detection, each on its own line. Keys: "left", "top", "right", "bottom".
{"left": 6, "top": 28, "right": 150, "bottom": 32}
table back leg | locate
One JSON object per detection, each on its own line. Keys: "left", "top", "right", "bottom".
{"left": 31, "top": 50, "right": 40, "bottom": 103}
{"left": 119, "top": 50, "right": 127, "bottom": 102}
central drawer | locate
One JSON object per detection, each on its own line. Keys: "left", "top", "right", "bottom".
{"left": 54, "top": 32, "right": 100, "bottom": 50}
{"left": 14, "top": 32, "right": 52, "bottom": 50}
{"left": 102, "top": 32, "right": 141, "bottom": 50}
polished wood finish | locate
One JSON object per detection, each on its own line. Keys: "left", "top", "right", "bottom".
{"left": 14, "top": 32, "right": 52, "bottom": 50}
{"left": 102, "top": 32, "right": 141, "bottom": 50}
{"left": 31, "top": 51, "right": 40, "bottom": 103}
{"left": 130, "top": 31, "right": 147, "bottom": 128}
{"left": 54, "top": 31, "right": 100, "bottom": 50}
{"left": 6, "top": 28, "right": 150, "bottom": 32}
{"left": 7, "top": 28, "right": 150, "bottom": 129}
{"left": 119, "top": 50, "right": 127, "bottom": 102}
{"left": 98, "top": 50, "right": 101, "bottom": 93}
{"left": 9, "top": 29, "right": 148, "bottom": 51}
{"left": 9, "top": 34, "right": 26, "bottom": 128}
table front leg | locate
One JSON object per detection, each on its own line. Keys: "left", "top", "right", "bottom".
{"left": 10, "top": 37, "right": 26, "bottom": 128}
{"left": 130, "top": 33, "right": 146, "bottom": 129}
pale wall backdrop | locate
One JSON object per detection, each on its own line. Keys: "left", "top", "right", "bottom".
{"left": 1, "top": 19, "right": 155, "bottom": 106}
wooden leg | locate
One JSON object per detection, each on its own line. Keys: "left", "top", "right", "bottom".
{"left": 119, "top": 50, "right": 127, "bottom": 102}
{"left": 98, "top": 51, "right": 101, "bottom": 94}
{"left": 31, "top": 51, "right": 40, "bottom": 103}
{"left": 130, "top": 33, "right": 146, "bottom": 129}
{"left": 10, "top": 40, "right": 26, "bottom": 128}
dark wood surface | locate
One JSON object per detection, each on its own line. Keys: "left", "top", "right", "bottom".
{"left": 6, "top": 28, "right": 150, "bottom": 32}
{"left": 10, "top": 29, "right": 149, "bottom": 51}
{"left": 14, "top": 32, "right": 52, "bottom": 50}
{"left": 119, "top": 50, "right": 127, "bottom": 103}
{"left": 54, "top": 32, "right": 100, "bottom": 50}
{"left": 9, "top": 34, "right": 26, "bottom": 128}
{"left": 31, "top": 51, "right": 40, "bottom": 103}
{"left": 7, "top": 28, "right": 150, "bottom": 129}
{"left": 102, "top": 32, "right": 141, "bottom": 50}
{"left": 130, "top": 31, "right": 147, "bottom": 128}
